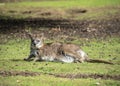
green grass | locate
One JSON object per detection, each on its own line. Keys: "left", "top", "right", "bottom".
{"left": 0, "top": 75, "right": 120, "bottom": 86}
{"left": 0, "top": 37, "right": 120, "bottom": 86}
{"left": 0, "top": 38, "right": 120, "bottom": 74}
{"left": 4, "top": 0, "right": 120, "bottom": 8}
{"left": 0, "top": 0, "right": 120, "bottom": 85}
{"left": 0, "top": 0, "right": 120, "bottom": 20}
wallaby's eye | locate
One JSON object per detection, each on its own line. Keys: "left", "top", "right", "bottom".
{"left": 31, "top": 40, "right": 34, "bottom": 43}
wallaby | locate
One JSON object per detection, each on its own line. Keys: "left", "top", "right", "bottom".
{"left": 24, "top": 33, "right": 113, "bottom": 64}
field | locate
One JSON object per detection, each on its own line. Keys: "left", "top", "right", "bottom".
{"left": 0, "top": 38, "right": 120, "bottom": 86}
{"left": 0, "top": 0, "right": 120, "bottom": 86}
{"left": 0, "top": 0, "right": 120, "bottom": 20}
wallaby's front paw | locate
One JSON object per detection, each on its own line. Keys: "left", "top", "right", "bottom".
{"left": 24, "top": 58, "right": 28, "bottom": 61}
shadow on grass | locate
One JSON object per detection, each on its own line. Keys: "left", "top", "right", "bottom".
{"left": 11, "top": 59, "right": 32, "bottom": 62}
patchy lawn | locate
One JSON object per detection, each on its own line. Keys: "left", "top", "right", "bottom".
{"left": 0, "top": 37, "right": 120, "bottom": 86}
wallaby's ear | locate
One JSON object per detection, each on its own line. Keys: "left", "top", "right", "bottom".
{"left": 40, "top": 33, "right": 44, "bottom": 40}
{"left": 27, "top": 33, "right": 33, "bottom": 40}
{"left": 25, "top": 30, "right": 33, "bottom": 40}
{"left": 25, "top": 28, "right": 33, "bottom": 40}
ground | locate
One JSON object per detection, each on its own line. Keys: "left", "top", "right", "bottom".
{"left": 0, "top": 0, "right": 120, "bottom": 86}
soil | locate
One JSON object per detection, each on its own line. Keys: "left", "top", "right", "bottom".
{"left": 0, "top": 70, "right": 41, "bottom": 77}
{"left": 0, "top": 70, "right": 120, "bottom": 80}
{"left": 0, "top": 18, "right": 120, "bottom": 40}
{"left": 52, "top": 73, "right": 120, "bottom": 81}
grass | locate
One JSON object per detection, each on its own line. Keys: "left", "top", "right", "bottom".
{"left": 0, "top": 38, "right": 120, "bottom": 74}
{"left": 0, "top": 0, "right": 120, "bottom": 85}
{"left": 0, "top": 0, "right": 120, "bottom": 20}
{"left": 0, "top": 75, "right": 120, "bottom": 86}
{"left": 4, "top": 0, "right": 120, "bottom": 8}
{"left": 0, "top": 37, "right": 120, "bottom": 86}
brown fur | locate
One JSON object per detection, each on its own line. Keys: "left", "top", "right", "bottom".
{"left": 24, "top": 33, "right": 113, "bottom": 64}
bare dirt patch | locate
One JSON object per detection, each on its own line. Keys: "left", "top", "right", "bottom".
{"left": 0, "top": 18, "right": 120, "bottom": 40}
{"left": 0, "top": 70, "right": 41, "bottom": 77}
{"left": 52, "top": 73, "right": 120, "bottom": 81}
{"left": 68, "top": 8, "right": 87, "bottom": 14}
{"left": 0, "top": 70, "right": 120, "bottom": 80}
{"left": 0, "top": 6, "right": 120, "bottom": 40}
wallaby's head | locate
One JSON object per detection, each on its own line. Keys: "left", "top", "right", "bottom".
{"left": 27, "top": 33, "right": 44, "bottom": 49}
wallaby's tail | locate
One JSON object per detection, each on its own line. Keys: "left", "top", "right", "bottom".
{"left": 86, "top": 59, "right": 114, "bottom": 65}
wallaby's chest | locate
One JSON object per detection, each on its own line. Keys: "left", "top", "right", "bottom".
{"left": 30, "top": 49, "right": 39, "bottom": 56}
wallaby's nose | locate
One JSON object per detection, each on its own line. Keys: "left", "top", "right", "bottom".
{"left": 33, "top": 42, "right": 36, "bottom": 46}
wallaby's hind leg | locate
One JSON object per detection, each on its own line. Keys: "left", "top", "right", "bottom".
{"left": 24, "top": 54, "right": 35, "bottom": 61}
